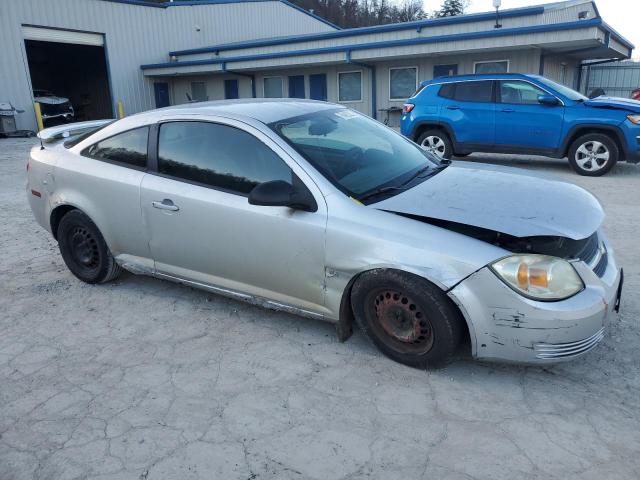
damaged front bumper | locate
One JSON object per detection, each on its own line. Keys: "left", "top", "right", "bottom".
{"left": 448, "top": 236, "right": 622, "bottom": 364}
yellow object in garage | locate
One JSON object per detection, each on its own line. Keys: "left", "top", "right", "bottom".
{"left": 33, "top": 102, "right": 44, "bottom": 132}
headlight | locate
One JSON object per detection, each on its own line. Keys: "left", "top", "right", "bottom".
{"left": 491, "top": 255, "right": 584, "bottom": 301}
{"left": 628, "top": 114, "right": 640, "bottom": 125}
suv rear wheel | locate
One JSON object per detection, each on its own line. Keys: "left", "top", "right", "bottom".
{"left": 568, "top": 133, "right": 618, "bottom": 176}
{"left": 417, "top": 130, "right": 452, "bottom": 160}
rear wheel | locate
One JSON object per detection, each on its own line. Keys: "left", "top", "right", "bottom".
{"left": 351, "top": 270, "right": 463, "bottom": 368}
{"left": 417, "top": 130, "right": 452, "bottom": 160}
{"left": 57, "top": 210, "right": 122, "bottom": 284}
{"left": 568, "top": 133, "right": 618, "bottom": 176}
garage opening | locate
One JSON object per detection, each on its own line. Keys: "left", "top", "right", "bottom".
{"left": 23, "top": 26, "right": 113, "bottom": 126}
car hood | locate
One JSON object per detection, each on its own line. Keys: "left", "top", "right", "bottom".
{"left": 584, "top": 96, "right": 640, "bottom": 113}
{"left": 34, "top": 95, "right": 70, "bottom": 105}
{"left": 373, "top": 162, "right": 603, "bottom": 240}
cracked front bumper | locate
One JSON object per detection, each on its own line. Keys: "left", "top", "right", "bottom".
{"left": 448, "top": 237, "right": 621, "bottom": 364}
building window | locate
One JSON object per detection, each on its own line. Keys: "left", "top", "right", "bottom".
{"left": 389, "top": 67, "right": 418, "bottom": 100}
{"left": 338, "top": 71, "right": 362, "bottom": 102}
{"left": 264, "top": 77, "right": 283, "bottom": 98}
{"left": 190, "top": 82, "right": 208, "bottom": 102}
{"left": 474, "top": 60, "right": 509, "bottom": 74}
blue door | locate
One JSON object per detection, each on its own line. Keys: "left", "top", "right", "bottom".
{"left": 224, "top": 79, "right": 239, "bottom": 99}
{"left": 433, "top": 64, "right": 458, "bottom": 78}
{"left": 288, "top": 75, "right": 305, "bottom": 99}
{"left": 309, "top": 74, "right": 327, "bottom": 101}
{"left": 154, "top": 82, "right": 170, "bottom": 108}
{"left": 439, "top": 80, "right": 495, "bottom": 145}
{"left": 494, "top": 80, "right": 564, "bottom": 150}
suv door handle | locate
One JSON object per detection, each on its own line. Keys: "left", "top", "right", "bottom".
{"left": 446, "top": 105, "right": 460, "bottom": 110}
{"left": 501, "top": 108, "right": 516, "bottom": 113}
{"left": 152, "top": 199, "right": 179, "bottom": 211}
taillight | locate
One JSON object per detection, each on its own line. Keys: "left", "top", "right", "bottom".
{"left": 402, "top": 103, "right": 415, "bottom": 114}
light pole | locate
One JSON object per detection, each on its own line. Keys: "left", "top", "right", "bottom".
{"left": 494, "top": 0, "right": 502, "bottom": 28}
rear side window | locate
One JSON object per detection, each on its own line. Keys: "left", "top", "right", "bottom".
{"left": 157, "top": 121, "right": 292, "bottom": 195}
{"left": 82, "top": 127, "right": 148, "bottom": 169}
{"left": 438, "top": 83, "right": 455, "bottom": 99}
{"left": 452, "top": 81, "right": 493, "bottom": 103}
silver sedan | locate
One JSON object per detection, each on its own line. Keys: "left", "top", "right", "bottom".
{"left": 27, "top": 100, "right": 623, "bottom": 367}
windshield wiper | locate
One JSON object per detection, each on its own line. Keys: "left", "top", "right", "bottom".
{"left": 358, "top": 185, "right": 408, "bottom": 203}
{"left": 358, "top": 164, "right": 447, "bottom": 203}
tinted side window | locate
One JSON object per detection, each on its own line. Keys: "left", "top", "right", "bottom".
{"left": 82, "top": 127, "right": 148, "bottom": 169}
{"left": 453, "top": 81, "right": 493, "bottom": 103}
{"left": 499, "top": 80, "right": 547, "bottom": 105}
{"left": 158, "top": 122, "right": 292, "bottom": 195}
{"left": 438, "top": 83, "right": 455, "bottom": 99}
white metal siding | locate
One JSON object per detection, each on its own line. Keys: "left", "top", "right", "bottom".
{"left": 0, "top": 0, "right": 334, "bottom": 130}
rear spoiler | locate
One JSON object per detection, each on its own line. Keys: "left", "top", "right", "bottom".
{"left": 37, "top": 119, "right": 114, "bottom": 144}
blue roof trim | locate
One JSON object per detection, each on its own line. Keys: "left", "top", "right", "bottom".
{"left": 102, "top": 0, "right": 270, "bottom": 7}
{"left": 96, "top": 0, "right": 340, "bottom": 29}
{"left": 169, "top": 5, "right": 545, "bottom": 56}
{"left": 143, "top": 18, "right": 603, "bottom": 70}
{"left": 600, "top": 21, "right": 635, "bottom": 50}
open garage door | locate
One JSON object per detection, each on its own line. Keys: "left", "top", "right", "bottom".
{"left": 23, "top": 26, "right": 113, "bottom": 125}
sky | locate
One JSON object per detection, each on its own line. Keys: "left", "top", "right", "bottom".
{"left": 426, "top": 0, "right": 639, "bottom": 59}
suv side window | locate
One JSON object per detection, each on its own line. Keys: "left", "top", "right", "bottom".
{"left": 452, "top": 81, "right": 493, "bottom": 103}
{"left": 499, "top": 80, "right": 548, "bottom": 105}
{"left": 157, "top": 121, "right": 293, "bottom": 195}
{"left": 82, "top": 127, "right": 149, "bottom": 169}
{"left": 438, "top": 83, "right": 455, "bottom": 99}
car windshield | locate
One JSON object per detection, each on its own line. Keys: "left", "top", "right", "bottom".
{"left": 270, "top": 108, "right": 442, "bottom": 202}
{"left": 535, "top": 77, "right": 588, "bottom": 102}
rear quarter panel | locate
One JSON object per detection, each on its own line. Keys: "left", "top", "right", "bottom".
{"left": 400, "top": 84, "right": 443, "bottom": 138}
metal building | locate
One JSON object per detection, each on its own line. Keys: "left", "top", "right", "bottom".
{"left": 0, "top": 0, "right": 634, "bottom": 131}
{"left": 0, "top": 0, "right": 335, "bottom": 131}
{"left": 580, "top": 61, "right": 640, "bottom": 98}
{"left": 140, "top": 0, "right": 634, "bottom": 126}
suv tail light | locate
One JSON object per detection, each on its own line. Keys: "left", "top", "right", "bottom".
{"left": 402, "top": 103, "right": 415, "bottom": 114}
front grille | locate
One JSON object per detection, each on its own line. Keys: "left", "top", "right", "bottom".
{"left": 40, "top": 102, "right": 73, "bottom": 116}
{"left": 534, "top": 327, "right": 605, "bottom": 359}
{"left": 593, "top": 250, "right": 608, "bottom": 277}
{"left": 575, "top": 233, "right": 599, "bottom": 265}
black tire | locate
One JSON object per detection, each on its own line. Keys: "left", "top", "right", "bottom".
{"left": 57, "top": 210, "right": 122, "bottom": 284}
{"left": 568, "top": 133, "right": 618, "bottom": 176}
{"left": 416, "top": 130, "right": 453, "bottom": 160}
{"left": 351, "top": 269, "right": 463, "bottom": 368}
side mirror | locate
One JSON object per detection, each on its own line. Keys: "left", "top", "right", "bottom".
{"left": 538, "top": 94, "right": 560, "bottom": 106}
{"left": 248, "top": 180, "right": 317, "bottom": 212}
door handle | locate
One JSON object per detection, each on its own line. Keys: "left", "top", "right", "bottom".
{"left": 501, "top": 108, "right": 516, "bottom": 113}
{"left": 446, "top": 105, "right": 460, "bottom": 110}
{"left": 152, "top": 199, "right": 179, "bottom": 211}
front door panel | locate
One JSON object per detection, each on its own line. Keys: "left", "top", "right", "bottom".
{"left": 495, "top": 80, "right": 564, "bottom": 150}
{"left": 141, "top": 119, "right": 328, "bottom": 313}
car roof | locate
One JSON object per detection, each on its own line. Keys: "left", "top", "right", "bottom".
{"left": 135, "top": 98, "right": 342, "bottom": 125}
{"left": 421, "top": 73, "right": 538, "bottom": 86}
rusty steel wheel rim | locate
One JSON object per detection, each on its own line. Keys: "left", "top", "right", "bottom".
{"left": 368, "top": 289, "right": 434, "bottom": 354}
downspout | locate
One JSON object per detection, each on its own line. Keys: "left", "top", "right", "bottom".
{"left": 345, "top": 50, "right": 377, "bottom": 120}
{"left": 221, "top": 62, "right": 256, "bottom": 98}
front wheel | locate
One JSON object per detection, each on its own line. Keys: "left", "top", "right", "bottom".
{"left": 351, "top": 270, "right": 463, "bottom": 368}
{"left": 416, "top": 130, "right": 453, "bottom": 160}
{"left": 568, "top": 134, "right": 618, "bottom": 176}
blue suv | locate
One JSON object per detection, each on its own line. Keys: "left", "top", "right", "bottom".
{"left": 400, "top": 73, "right": 640, "bottom": 176}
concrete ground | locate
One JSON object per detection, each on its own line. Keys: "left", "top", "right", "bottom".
{"left": 1, "top": 137, "right": 639, "bottom": 480}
